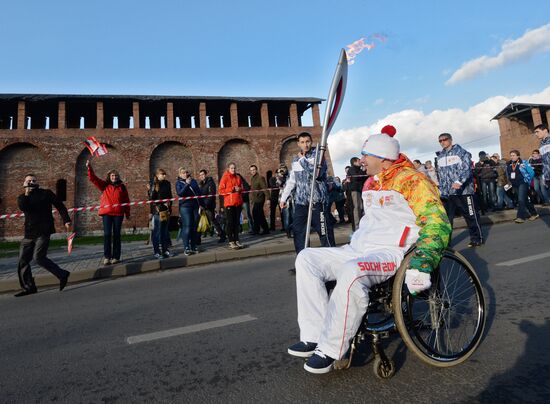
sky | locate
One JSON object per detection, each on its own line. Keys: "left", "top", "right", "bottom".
{"left": 1, "top": 0, "right": 549, "bottom": 176}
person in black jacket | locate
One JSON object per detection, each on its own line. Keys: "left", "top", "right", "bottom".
{"left": 346, "top": 157, "right": 367, "bottom": 230}
{"left": 268, "top": 171, "right": 282, "bottom": 231}
{"left": 474, "top": 151, "right": 497, "bottom": 211}
{"left": 343, "top": 166, "right": 353, "bottom": 226}
{"left": 238, "top": 173, "right": 255, "bottom": 234}
{"left": 147, "top": 168, "right": 173, "bottom": 258}
{"left": 198, "top": 169, "right": 225, "bottom": 243}
{"left": 15, "top": 174, "right": 72, "bottom": 297}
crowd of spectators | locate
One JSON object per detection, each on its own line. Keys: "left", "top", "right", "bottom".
{"left": 137, "top": 122, "right": 550, "bottom": 259}
{"left": 84, "top": 122, "right": 550, "bottom": 262}
{"left": 16, "top": 124, "right": 550, "bottom": 269}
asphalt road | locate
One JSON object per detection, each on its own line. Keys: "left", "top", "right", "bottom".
{"left": 1, "top": 219, "right": 550, "bottom": 403}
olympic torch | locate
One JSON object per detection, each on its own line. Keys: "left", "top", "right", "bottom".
{"left": 304, "top": 49, "right": 348, "bottom": 248}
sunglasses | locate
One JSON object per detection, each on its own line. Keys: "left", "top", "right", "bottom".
{"left": 438, "top": 138, "right": 450, "bottom": 143}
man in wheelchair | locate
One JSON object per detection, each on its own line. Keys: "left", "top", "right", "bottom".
{"left": 287, "top": 125, "right": 452, "bottom": 374}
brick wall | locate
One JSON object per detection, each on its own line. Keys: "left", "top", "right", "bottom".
{"left": 499, "top": 117, "right": 541, "bottom": 160}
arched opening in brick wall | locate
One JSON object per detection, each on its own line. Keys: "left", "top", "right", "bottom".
{"left": 280, "top": 137, "right": 298, "bottom": 170}
{"left": 0, "top": 143, "right": 48, "bottom": 238}
{"left": 149, "top": 141, "right": 193, "bottom": 183}
{"left": 217, "top": 139, "right": 259, "bottom": 181}
{"left": 56, "top": 179, "right": 67, "bottom": 202}
{"left": 74, "top": 145, "right": 123, "bottom": 234}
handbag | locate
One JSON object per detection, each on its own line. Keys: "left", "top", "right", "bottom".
{"left": 197, "top": 210, "right": 211, "bottom": 233}
{"left": 157, "top": 204, "right": 170, "bottom": 222}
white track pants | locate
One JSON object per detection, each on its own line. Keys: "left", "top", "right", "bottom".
{"left": 295, "top": 245, "right": 404, "bottom": 360}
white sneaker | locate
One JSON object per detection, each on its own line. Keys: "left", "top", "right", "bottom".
{"left": 102, "top": 258, "right": 110, "bottom": 266}
{"left": 110, "top": 259, "right": 120, "bottom": 265}
{"left": 154, "top": 253, "right": 162, "bottom": 259}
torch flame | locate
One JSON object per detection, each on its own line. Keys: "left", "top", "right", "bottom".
{"left": 345, "top": 34, "right": 387, "bottom": 65}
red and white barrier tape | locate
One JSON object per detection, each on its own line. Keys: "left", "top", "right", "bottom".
{"left": 0, "top": 187, "right": 277, "bottom": 220}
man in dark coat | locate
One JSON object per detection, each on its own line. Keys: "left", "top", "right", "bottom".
{"left": 198, "top": 169, "right": 226, "bottom": 242}
{"left": 15, "top": 174, "right": 72, "bottom": 297}
{"left": 249, "top": 165, "right": 270, "bottom": 235}
{"left": 347, "top": 157, "right": 367, "bottom": 230}
{"left": 474, "top": 151, "right": 497, "bottom": 211}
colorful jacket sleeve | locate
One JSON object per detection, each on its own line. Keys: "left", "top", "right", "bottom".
{"left": 397, "top": 170, "right": 452, "bottom": 273}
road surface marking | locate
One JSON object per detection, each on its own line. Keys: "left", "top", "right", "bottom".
{"left": 126, "top": 314, "right": 257, "bottom": 345}
{"left": 496, "top": 251, "right": 550, "bottom": 267}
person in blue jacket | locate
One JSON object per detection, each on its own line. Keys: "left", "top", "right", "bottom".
{"left": 506, "top": 150, "right": 539, "bottom": 223}
{"left": 176, "top": 168, "right": 202, "bottom": 255}
{"left": 435, "top": 133, "right": 483, "bottom": 247}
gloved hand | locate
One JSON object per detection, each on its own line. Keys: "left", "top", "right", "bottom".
{"left": 405, "top": 269, "right": 432, "bottom": 295}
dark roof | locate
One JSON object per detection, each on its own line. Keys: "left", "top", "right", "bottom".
{"left": 492, "top": 102, "right": 550, "bottom": 120}
{"left": 0, "top": 93, "right": 323, "bottom": 104}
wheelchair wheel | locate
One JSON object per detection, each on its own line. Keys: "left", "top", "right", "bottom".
{"left": 393, "top": 248, "right": 485, "bottom": 367}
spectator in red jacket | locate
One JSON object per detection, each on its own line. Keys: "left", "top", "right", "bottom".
{"left": 218, "top": 162, "right": 244, "bottom": 250}
{"left": 86, "top": 160, "right": 130, "bottom": 265}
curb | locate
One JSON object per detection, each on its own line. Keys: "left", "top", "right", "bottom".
{"left": 1, "top": 207, "right": 547, "bottom": 293}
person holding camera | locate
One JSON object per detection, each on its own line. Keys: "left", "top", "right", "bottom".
{"left": 15, "top": 174, "right": 72, "bottom": 297}
{"left": 148, "top": 168, "right": 173, "bottom": 259}
{"left": 218, "top": 162, "right": 245, "bottom": 250}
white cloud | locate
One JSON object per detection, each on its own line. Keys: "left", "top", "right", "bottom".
{"left": 446, "top": 23, "right": 550, "bottom": 85}
{"left": 328, "top": 86, "right": 550, "bottom": 177}
{"left": 373, "top": 98, "right": 384, "bottom": 105}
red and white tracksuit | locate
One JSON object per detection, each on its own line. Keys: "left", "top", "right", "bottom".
{"left": 295, "top": 185, "right": 421, "bottom": 360}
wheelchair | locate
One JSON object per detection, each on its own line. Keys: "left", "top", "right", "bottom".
{"left": 332, "top": 246, "right": 486, "bottom": 379}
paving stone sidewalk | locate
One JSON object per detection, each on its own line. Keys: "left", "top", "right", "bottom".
{"left": 1, "top": 207, "right": 546, "bottom": 293}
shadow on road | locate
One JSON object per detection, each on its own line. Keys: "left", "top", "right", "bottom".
{"left": 474, "top": 319, "right": 550, "bottom": 403}
{"left": 456, "top": 224, "right": 497, "bottom": 346}
{"left": 540, "top": 214, "right": 550, "bottom": 229}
